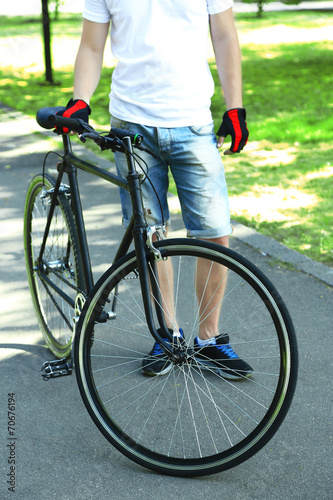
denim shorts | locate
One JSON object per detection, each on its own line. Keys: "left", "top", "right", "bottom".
{"left": 111, "top": 117, "right": 232, "bottom": 239}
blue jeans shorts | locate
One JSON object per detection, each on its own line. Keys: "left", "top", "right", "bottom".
{"left": 111, "top": 116, "right": 232, "bottom": 239}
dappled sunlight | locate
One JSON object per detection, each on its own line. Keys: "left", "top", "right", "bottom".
{"left": 4, "top": 138, "right": 55, "bottom": 158}
{"left": 0, "top": 184, "right": 15, "bottom": 199}
{"left": 78, "top": 176, "right": 113, "bottom": 189}
{"left": 230, "top": 185, "right": 318, "bottom": 223}
{"left": 222, "top": 140, "right": 299, "bottom": 174}
{"left": 0, "top": 35, "right": 42, "bottom": 69}
{"left": 82, "top": 204, "right": 122, "bottom": 233}
{"left": 227, "top": 141, "right": 330, "bottom": 224}
{"left": 1, "top": 12, "right": 331, "bottom": 269}
{"left": 208, "top": 21, "right": 333, "bottom": 64}
{"left": 0, "top": 218, "right": 25, "bottom": 273}
{"left": 305, "top": 165, "right": 333, "bottom": 180}
{"left": 247, "top": 144, "right": 297, "bottom": 167}
{"left": 0, "top": 338, "right": 42, "bottom": 362}
{"left": 238, "top": 25, "right": 333, "bottom": 46}
{"left": 0, "top": 280, "right": 39, "bottom": 329}
{"left": 226, "top": 137, "right": 333, "bottom": 265}
{"left": 0, "top": 215, "right": 23, "bottom": 235}
{"left": 0, "top": 34, "right": 117, "bottom": 72}
{"left": 90, "top": 238, "right": 119, "bottom": 247}
{"left": 209, "top": 24, "right": 332, "bottom": 62}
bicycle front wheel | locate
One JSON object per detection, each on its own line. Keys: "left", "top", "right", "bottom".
{"left": 74, "top": 239, "right": 297, "bottom": 476}
{"left": 24, "top": 174, "right": 85, "bottom": 358}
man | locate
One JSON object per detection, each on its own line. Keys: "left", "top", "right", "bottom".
{"left": 57, "top": 0, "right": 252, "bottom": 379}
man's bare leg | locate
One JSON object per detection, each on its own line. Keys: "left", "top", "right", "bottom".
{"left": 153, "top": 233, "right": 228, "bottom": 337}
{"left": 152, "top": 230, "right": 179, "bottom": 333}
{"left": 196, "top": 236, "right": 229, "bottom": 340}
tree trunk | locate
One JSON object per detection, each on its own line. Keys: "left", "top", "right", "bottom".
{"left": 257, "top": 0, "right": 264, "bottom": 18}
{"left": 41, "top": 0, "right": 53, "bottom": 84}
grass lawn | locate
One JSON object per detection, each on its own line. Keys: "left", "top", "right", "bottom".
{"left": 0, "top": 10, "right": 332, "bottom": 266}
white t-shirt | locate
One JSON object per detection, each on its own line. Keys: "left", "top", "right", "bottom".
{"left": 83, "top": 0, "right": 234, "bottom": 126}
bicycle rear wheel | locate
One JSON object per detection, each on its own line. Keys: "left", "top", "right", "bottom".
{"left": 74, "top": 239, "right": 297, "bottom": 476}
{"left": 24, "top": 173, "right": 85, "bottom": 358}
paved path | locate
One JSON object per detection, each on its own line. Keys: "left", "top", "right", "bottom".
{"left": 0, "top": 106, "right": 332, "bottom": 499}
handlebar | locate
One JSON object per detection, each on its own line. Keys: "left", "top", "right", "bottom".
{"left": 36, "top": 107, "right": 148, "bottom": 154}
{"left": 49, "top": 113, "right": 86, "bottom": 134}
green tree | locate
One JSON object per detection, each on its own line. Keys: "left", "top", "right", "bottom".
{"left": 49, "top": 0, "right": 65, "bottom": 21}
{"left": 242, "top": 0, "right": 301, "bottom": 18}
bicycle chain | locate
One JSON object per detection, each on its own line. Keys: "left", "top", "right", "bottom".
{"left": 124, "top": 268, "right": 140, "bottom": 280}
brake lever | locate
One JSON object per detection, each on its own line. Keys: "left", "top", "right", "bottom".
{"left": 78, "top": 120, "right": 96, "bottom": 134}
{"left": 79, "top": 132, "right": 99, "bottom": 143}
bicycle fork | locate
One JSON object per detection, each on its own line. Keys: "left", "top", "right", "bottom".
{"left": 124, "top": 138, "right": 185, "bottom": 364}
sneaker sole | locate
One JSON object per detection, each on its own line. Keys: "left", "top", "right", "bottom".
{"left": 142, "top": 363, "right": 173, "bottom": 377}
{"left": 194, "top": 358, "right": 253, "bottom": 381}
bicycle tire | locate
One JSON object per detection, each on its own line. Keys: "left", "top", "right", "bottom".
{"left": 24, "top": 173, "right": 85, "bottom": 358}
{"left": 74, "top": 238, "right": 298, "bottom": 477}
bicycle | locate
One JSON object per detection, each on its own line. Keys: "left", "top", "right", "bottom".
{"left": 23, "top": 106, "right": 298, "bottom": 477}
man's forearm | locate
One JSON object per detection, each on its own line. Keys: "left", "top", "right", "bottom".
{"left": 73, "top": 19, "right": 110, "bottom": 104}
{"left": 73, "top": 46, "right": 104, "bottom": 103}
{"left": 210, "top": 10, "right": 243, "bottom": 110}
{"left": 213, "top": 33, "right": 243, "bottom": 110}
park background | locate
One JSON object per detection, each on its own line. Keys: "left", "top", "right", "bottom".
{"left": 0, "top": 0, "right": 332, "bottom": 266}
{"left": 0, "top": 3, "right": 332, "bottom": 500}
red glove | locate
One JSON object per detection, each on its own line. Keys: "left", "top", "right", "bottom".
{"left": 217, "top": 108, "right": 249, "bottom": 153}
{"left": 55, "top": 98, "right": 91, "bottom": 134}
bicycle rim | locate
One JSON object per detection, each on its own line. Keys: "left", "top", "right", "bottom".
{"left": 75, "top": 239, "right": 298, "bottom": 476}
{"left": 24, "top": 174, "right": 84, "bottom": 358}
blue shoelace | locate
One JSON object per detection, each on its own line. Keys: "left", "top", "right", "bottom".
{"left": 151, "top": 329, "right": 184, "bottom": 356}
{"left": 151, "top": 341, "right": 167, "bottom": 356}
{"left": 151, "top": 339, "right": 182, "bottom": 356}
{"left": 215, "top": 343, "right": 239, "bottom": 359}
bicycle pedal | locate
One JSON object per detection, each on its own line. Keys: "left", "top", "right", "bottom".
{"left": 41, "top": 358, "right": 72, "bottom": 381}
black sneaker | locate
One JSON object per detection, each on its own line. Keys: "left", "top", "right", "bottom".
{"left": 193, "top": 334, "right": 253, "bottom": 380}
{"left": 142, "top": 328, "right": 184, "bottom": 377}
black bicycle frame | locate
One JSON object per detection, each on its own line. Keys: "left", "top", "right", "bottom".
{"left": 38, "top": 134, "right": 176, "bottom": 357}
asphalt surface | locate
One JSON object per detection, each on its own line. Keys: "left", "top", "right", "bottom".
{"left": 0, "top": 106, "right": 332, "bottom": 499}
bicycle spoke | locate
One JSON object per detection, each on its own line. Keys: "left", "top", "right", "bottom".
{"left": 75, "top": 240, "right": 297, "bottom": 476}
{"left": 24, "top": 175, "right": 82, "bottom": 357}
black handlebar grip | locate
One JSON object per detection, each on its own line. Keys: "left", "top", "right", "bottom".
{"left": 36, "top": 107, "right": 85, "bottom": 133}
{"left": 110, "top": 127, "right": 143, "bottom": 145}
{"left": 36, "top": 107, "right": 144, "bottom": 144}
{"left": 53, "top": 115, "right": 85, "bottom": 133}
